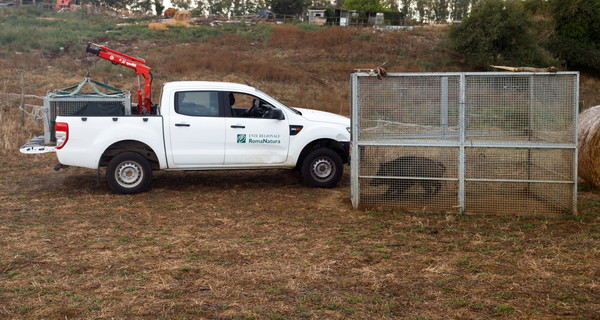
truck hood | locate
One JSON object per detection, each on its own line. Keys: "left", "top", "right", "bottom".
{"left": 295, "top": 108, "right": 350, "bottom": 126}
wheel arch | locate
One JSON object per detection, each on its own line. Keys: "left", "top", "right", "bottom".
{"left": 100, "top": 140, "right": 160, "bottom": 170}
{"left": 295, "top": 139, "right": 349, "bottom": 170}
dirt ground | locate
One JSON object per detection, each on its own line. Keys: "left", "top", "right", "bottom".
{"left": 0, "top": 151, "right": 598, "bottom": 319}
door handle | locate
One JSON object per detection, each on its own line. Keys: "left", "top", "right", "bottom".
{"left": 230, "top": 125, "right": 245, "bottom": 129}
{"left": 175, "top": 123, "right": 190, "bottom": 127}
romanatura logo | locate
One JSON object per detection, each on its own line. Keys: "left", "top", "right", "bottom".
{"left": 236, "top": 133, "right": 281, "bottom": 144}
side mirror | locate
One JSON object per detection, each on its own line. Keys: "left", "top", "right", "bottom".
{"left": 270, "top": 109, "right": 284, "bottom": 120}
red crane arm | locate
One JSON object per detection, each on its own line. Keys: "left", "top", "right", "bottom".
{"left": 85, "top": 42, "right": 153, "bottom": 114}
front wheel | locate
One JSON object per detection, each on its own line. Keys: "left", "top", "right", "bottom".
{"left": 301, "top": 148, "right": 343, "bottom": 188}
{"left": 106, "top": 152, "right": 152, "bottom": 194}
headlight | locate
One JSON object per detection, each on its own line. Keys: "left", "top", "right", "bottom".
{"left": 346, "top": 126, "right": 351, "bottom": 133}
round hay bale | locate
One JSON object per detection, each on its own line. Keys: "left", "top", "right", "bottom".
{"left": 578, "top": 105, "right": 600, "bottom": 187}
{"left": 174, "top": 10, "right": 191, "bottom": 22}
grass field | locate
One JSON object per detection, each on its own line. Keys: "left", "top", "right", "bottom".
{"left": 1, "top": 152, "right": 599, "bottom": 319}
{"left": 1, "top": 7, "right": 599, "bottom": 319}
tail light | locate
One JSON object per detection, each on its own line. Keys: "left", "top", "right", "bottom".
{"left": 55, "top": 122, "right": 69, "bottom": 149}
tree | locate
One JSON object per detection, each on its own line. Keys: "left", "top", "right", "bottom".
{"left": 154, "top": 0, "right": 164, "bottom": 16}
{"left": 386, "top": 0, "right": 399, "bottom": 11}
{"left": 343, "top": 0, "right": 386, "bottom": 12}
{"left": 449, "top": 0, "right": 554, "bottom": 68}
{"left": 269, "top": 0, "right": 307, "bottom": 15}
{"left": 172, "top": 0, "right": 192, "bottom": 10}
{"left": 547, "top": 0, "right": 600, "bottom": 73}
{"left": 89, "top": 0, "right": 134, "bottom": 10}
{"left": 206, "top": 0, "right": 226, "bottom": 14}
{"left": 401, "top": 0, "right": 413, "bottom": 18}
{"left": 432, "top": 0, "right": 449, "bottom": 22}
{"left": 449, "top": 0, "right": 470, "bottom": 20}
{"left": 132, "top": 0, "right": 153, "bottom": 13}
{"left": 415, "top": 0, "right": 432, "bottom": 23}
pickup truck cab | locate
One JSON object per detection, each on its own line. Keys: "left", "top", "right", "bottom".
{"left": 31, "top": 81, "right": 350, "bottom": 193}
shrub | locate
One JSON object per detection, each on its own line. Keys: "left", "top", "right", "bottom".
{"left": 448, "top": 0, "right": 555, "bottom": 69}
{"left": 546, "top": 0, "right": 600, "bottom": 73}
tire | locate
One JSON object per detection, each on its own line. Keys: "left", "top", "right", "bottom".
{"left": 106, "top": 152, "right": 152, "bottom": 194}
{"left": 301, "top": 148, "right": 343, "bottom": 188}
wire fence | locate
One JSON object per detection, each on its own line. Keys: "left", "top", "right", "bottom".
{"left": 351, "top": 72, "right": 579, "bottom": 215}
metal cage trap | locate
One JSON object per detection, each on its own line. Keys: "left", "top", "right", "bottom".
{"left": 350, "top": 72, "right": 579, "bottom": 215}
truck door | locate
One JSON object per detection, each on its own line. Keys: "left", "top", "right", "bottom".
{"left": 225, "top": 93, "right": 289, "bottom": 165}
{"left": 167, "top": 91, "right": 225, "bottom": 167}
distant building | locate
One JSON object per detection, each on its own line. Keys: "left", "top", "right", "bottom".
{"left": 334, "top": 8, "right": 349, "bottom": 26}
{"left": 307, "top": 9, "right": 326, "bottom": 25}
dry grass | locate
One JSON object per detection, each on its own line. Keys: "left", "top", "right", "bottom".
{"left": 0, "top": 24, "right": 599, "bottom": 319}
{"left": 0, "top": 152, "right": 598, "bottom": 319}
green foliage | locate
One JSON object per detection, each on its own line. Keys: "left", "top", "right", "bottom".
{"left": 415, "top": 0, "right": 431, "bottom": 23}
{"left": 521, "top": 0, "right": 550, "bottom": 13}
{"left": 269, "top": 0, "right": 307, "bottom": 15}
{"left": 448, "top": 0, "right": 554, "bottom": 69}
{"left": 154, "top": 0, "right": 164, "bottom": 16}
{"left": 547, "top": 0, "right": 600, "bottom": 73}
{"left": 132, "top": 0, "right": 154, "bottom": 13}
{"left": 383, "top": 11, "right": 405, "bottom": 24}
{"left": 206, "top": 0, "right": 226, "bottom": 14}
{"left": 450, "top": 0, "right": 471, "bottom": 20}
{"left": 90, "top": 0, "right": 135, "bottom": 10}
{"left": 343, "top": 0, "right": 386, "bottom": 13}
{"left": 172, "top": 0, "right": 192, "bottom": 10}
{"left": 433, "top": 0, "right": 450, "bottom": 22}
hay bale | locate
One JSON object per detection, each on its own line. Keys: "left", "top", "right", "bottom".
{"left": 578, "top": 105, "right": 600, "bottom": 187}
{"left": 148, "top": 22, "right": 169, "bottom": 30}
{"left": 174, "top": 10, "right": 191, "bottom": 22}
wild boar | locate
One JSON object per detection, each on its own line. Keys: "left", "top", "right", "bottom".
{"left": 370, "top": 156, "right": 446, "bottom": 197}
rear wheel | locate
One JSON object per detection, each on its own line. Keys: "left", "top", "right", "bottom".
{"left": 106, "top": 152, "right": 152, "bottom": 194}
{"left": 301, "top": 148, "right": 343, "bottom": 188}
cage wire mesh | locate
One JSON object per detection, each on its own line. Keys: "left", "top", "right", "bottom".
{"left": 351, "top": 72, "right": 578, "bottom": 215}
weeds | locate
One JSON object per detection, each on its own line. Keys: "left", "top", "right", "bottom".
{"left": 495, "top": 304, "right": 515, "bottom": 314}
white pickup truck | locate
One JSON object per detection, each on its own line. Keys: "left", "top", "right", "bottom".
{"left": 21, "top": 81, "right": 351, "bottom": 193}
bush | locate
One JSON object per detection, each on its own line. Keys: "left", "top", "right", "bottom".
{"left": 448, "top": 0, "right": 555, "bottom": 69}
{"left": 547, "top": 0, "right": 600, "bottom": 73}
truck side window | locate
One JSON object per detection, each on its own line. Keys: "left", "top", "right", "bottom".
{"left": 175, "top": 91, "right": 219, "bottom": 117}
{"left": 228, "top": 92, "right": 274, "bottom": 118}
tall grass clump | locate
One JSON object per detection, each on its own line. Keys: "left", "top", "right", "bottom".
{"left": 0, "top": 108, "right": 43, "bottom": 152}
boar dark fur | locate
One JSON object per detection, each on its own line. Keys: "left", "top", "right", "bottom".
{"left": 370, "top": 156, "right": 446, "bottom": 197}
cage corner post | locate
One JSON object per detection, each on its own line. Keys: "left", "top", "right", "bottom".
{"left": 458, "top": 73, "right": 466, "bottom": 214}
{"left": 350, "top": 73, "right": 361, "bottom": 209}
{"left": 573, "top": 72, "right": 580, "bottom": 215}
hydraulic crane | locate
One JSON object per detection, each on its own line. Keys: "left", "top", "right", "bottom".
{"left": 85, "top": 42, "right": 153, "bottom": 114}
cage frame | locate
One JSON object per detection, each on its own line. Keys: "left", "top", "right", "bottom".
{"left": 350, "top": 72, "right": 579, "bottom": 214}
